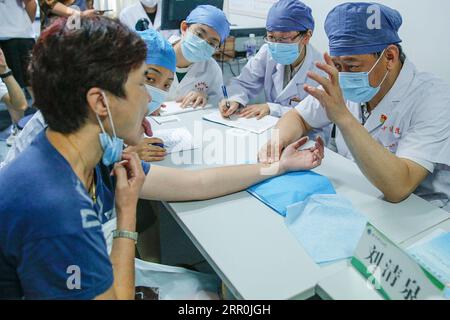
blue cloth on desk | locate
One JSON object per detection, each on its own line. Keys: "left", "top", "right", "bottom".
{"left": 285, "top": 194, "right": 367, "bottom": 264}
{"left": 247, "top": 171, "right": 336, "bottom": 217}
{"left": 407, "top": 232, "right": 450, "bottom": 285}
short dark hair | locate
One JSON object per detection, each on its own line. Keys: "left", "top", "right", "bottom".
{"left": 30, "top": 16, "right": 147, "bottom": 134}
{"left": 375, "top": 44, "right": 406, "bottom": 64}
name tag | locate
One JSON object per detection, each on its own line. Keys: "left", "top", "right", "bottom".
{"left": 351, "top": 224, "right": 447, "bottom": 300}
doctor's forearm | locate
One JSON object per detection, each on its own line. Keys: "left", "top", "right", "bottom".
{"left": 337, "top": 115, "right": 424, "bottom": 203}
{"left": 275, "top": 109, "right": 309, "bottom": 147}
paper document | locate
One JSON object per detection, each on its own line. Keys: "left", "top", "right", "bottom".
{"left": 203, "top": 111, "right": 278, "bottom": 134}
{"left": 157, "top": 101, "right": 214, "bottom": 117}
{"left": 151, "top": 115, "right": 180, "bottom": 125}
{"left": 152, "top": 128, "right": 198, "bottom": 154}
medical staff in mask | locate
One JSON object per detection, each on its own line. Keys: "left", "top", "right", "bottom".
{"left": 2, "top": 29, "right": 177, "bottom": 166}
{"left": 124, "top": 29, "right": 177, "bottom": 163}
{"left": 166, "top": 5, "right": 230, "bottom": 109}
{"left": 259, "top": 2, "right": 450, "bottom": 212}
{"left": 219, "top": 0, "right": 323, "bottom": 120}
{"left": 119, "top": 0, "right": 179, "bottom": 39}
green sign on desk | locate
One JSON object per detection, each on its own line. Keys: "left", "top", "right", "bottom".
{"left": 351, "top": 224, "right": 447, "bottom": 300}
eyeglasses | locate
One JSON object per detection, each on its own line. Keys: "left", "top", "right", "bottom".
{"left": 264, "top": 32, "right": 302, "bottom": 44}
{"left": 190, "top": 28, "right": 221, "bottom": 50}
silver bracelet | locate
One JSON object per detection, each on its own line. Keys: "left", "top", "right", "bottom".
{"left": 112, "top": 230, "right": 138, "bottom": 244}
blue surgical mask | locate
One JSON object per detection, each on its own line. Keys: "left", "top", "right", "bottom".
{"left": 268, "top": 41, "right": 302, "bottom": 65}
{"left": 145, "top": 84, "right": 168, "bottom": 114}
{"left": 97, "top": 93, "right": 124, "bottom": 166}
{"left": 181, "top": 31, "right": 216, "bottom": 63}
{"left": 339, "top": 50, "right": 389, "bottom": 103}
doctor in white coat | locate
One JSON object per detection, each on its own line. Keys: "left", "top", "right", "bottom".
{"left": 166, "top": 5, "right": 230, "bottom": 109}
{"left": 219, "top": 0, "right": 323, "bottom": 120}
{"left": 259, "top": 2, "right": 450, "bottom": 211}
{"left": 119, "top": 0, "right": 178, "bottom": 38}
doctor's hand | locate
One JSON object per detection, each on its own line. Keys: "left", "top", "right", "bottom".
{"left": 304, "top": 53, "right": 352, "bottom": 126}
{"left": 239, "top": 104, "right": 270, "bottom": 120}
{"left": 124, "top": 138, "right": 166, "bottom": 163}
{"left": 279, "top": 136, "right": 325, "bottom": 173}
{"left": 219, "top": 100, "right": 240, "bottom": 118}
{"left": 178, "top": 91, "right": 208, "bottom": 109}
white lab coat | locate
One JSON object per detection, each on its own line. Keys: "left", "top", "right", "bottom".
{"left": 166, "top": 36, "right": 224, "bottom": 107}
{"left": 226, "top": 44, "right": 324, "bottom": 118}
{"left": 119, "top": 2, "right": 178, "bottom": 39}
{"left": 296, "top": 59, "right": 450, "bottom": 211}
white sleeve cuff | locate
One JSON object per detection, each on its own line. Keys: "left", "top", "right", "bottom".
{"left": 398, "top": 154, "right": 436, "bottom": 173}
{"left": 267, "top": 103, "right": 283, "bottom": 118}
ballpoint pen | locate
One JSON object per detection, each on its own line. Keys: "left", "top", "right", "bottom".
{"left": 151, "top": 143, "right": 165, "bottom": 149}
{"left": 222, "top": 85, "right": 233, "bottom": 120}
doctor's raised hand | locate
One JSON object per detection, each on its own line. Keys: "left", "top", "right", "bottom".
{"left": 304, "top": 53, "right": 353, "bottom": 126}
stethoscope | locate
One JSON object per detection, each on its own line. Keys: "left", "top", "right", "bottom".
{"left": 360, "top": 103, "right": 371, "bottom": 126}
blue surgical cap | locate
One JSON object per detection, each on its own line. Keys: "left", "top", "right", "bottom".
{"left": 137, "top": 29, "right": 176, "bottom": 73}
{"left": 186, "top": 5, "right": 231, "bottom": 43}
{"left": 325, "top": 2, "right": 403, "bottom": 56}
{"left": 266, "top": 0, "right": 315, "bottom": 32}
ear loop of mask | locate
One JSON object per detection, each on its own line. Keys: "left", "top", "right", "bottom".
{"left": 369, "top": 49, "right": 390, "bottom": 88}
{"left": 97, "top": 92, "right": 118, "bottom": 144}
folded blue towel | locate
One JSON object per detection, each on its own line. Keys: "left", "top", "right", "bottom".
{"left": 247, "top": 171, "right": 336, "bottom": 217}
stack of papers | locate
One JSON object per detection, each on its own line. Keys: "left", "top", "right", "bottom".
{"left": 203, "top": 111, "right": 279, "bottom": 134}
{"left": 158, "top": 101, "right": 214, "bottom": 117}
{"left": 407, "top": 231, "right": 450, "bottom": 285}
{"left": 152, "top": 127, "right": 198, "bottom": 154}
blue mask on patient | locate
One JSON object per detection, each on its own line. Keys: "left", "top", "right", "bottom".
{"left": 97, "top": 93, "right": 124, "bottom": 166}
{"left": 181, "top": 31, "right": 216, "bottom": 63}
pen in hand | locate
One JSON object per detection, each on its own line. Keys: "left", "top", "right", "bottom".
{"left": 222, "top": 85, "right": 233, "bottom": 120}
{"left": 151, "top": 143, "right": 165, "bottom": 149}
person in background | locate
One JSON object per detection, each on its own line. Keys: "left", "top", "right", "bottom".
{"left": 0, "top": 0, "right": 36, "bottom": 144}
{"left": 259, "top": 2, "right": 450, "bottom": 211}
{"left": 1, "top": 28, "right": 176, "bottom": 166}
{"left": 219, "top": 0, "right": 323, "bottom": 120}
{"left": 39, "top": 0, "right": 96, "bottom": 30}
{"left": 0, "top": 49, "right": 28, "bottom": 147}
{"left": 167, "top": 5, "right": 229, "bottom": 109}
{"left": 0, "top": 16, "right": 324, "bottom": 300}
{"left": 119, "top": 0, "right": 179, "bottom": 39}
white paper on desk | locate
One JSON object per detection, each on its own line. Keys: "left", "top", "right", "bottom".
{"left": 203, "top": 111, "right": 278, "bottom": 134}
{"left": 151, "top": 115, "right": 180, "bottom": 124}
{"left": 152, "top": 127, "right": 198, "bottom": 154}
{"left": 158, "top": 101, "right": 214, "bottom": 117}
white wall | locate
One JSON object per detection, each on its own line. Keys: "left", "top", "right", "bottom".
{"left": 225, "top": 0, "right": 450, "bottom": 85}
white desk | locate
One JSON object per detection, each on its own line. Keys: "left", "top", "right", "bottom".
{"left": 149, "top": 110, "right": 450, "bottom": 300}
